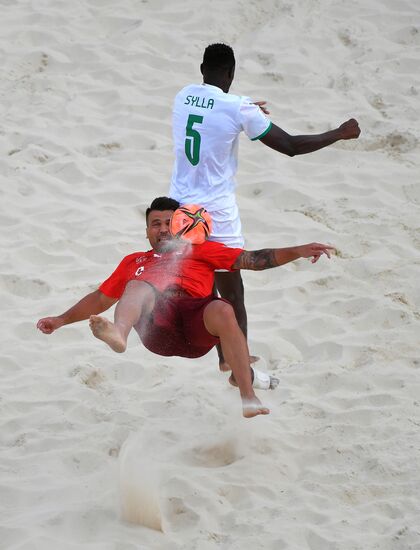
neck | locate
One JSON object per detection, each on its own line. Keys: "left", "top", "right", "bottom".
{"left": 203, "top": 76, "right": 229, "bottom": 93}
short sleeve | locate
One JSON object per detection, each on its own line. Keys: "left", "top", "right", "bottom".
{"left": 199, "top": 241, "right": 243, "bottom": 271}
{"left": 99, "top": 254, "right": 137, "bottom": 299}
{"left": 238, "top": 97, "right": 272, "bottom": 141}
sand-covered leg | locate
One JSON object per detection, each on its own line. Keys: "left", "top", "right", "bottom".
{"left": 215, "top": 270, "right": 248, "bottom": 370}
{"left": 89, "top": 315, "right": 126, "bottom": 352}
{"left": 203, "top": 300, "right": 270, "bottom": 418}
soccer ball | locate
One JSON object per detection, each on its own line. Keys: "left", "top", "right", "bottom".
{"left": 170, "top": 204, "right": 212, "bottom": 244}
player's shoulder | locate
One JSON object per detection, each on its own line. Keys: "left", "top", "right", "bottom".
{"left": 227, "top": 90, "right": 248, "bottom": 101}
{"left": 238, "top": 95, "right": 261, "bottom": 111}
{"left": 221, "top": 92, "right": 258, "bottom": 118}
{"left": 175, "top": 83, "right": 201, "bottom": 98}
{"left": 193, "top": 240, "right": 231, "bottom": 254}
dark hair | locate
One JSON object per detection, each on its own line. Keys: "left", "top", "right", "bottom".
{"left": 146, "top": 196, "right": 180, "bottom": 224}
{"left": 202, "top": 43, "right": 235, "bottom": 70}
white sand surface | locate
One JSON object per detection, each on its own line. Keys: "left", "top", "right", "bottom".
{"left": 1, "top": 0, "right": 420, "bottom": 548}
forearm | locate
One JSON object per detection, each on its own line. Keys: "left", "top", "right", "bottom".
{"left": 58, "top": 290, "right": 114, "bottom": 326}
{"left": 37, "top": 290, "right": 117, "bottom": 335}
{"left": 233, "top": 243, "right": 334, "bottom": 271}
{"left": 260, "top": 119, "right": 360, "bottom": 156}
{"left": 266, "top": 129, "right": 343, "bottom": 156}
{"left": 234, "top": 247, "right": 302, "bottom": 271}
{"left": 288, "top": 129, "right": 342, "bottom": 155}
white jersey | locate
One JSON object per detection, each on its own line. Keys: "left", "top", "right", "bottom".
{"left": 169, "top": 83, "right": 272, "bottom": 211}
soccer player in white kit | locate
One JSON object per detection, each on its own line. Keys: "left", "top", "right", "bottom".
{"left": 169, "top": 43, "right": 360, "bottom": 369}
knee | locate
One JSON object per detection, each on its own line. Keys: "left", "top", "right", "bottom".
{"left": 125, "top": 280, "right": 153, "bottom": 293}
{"left": 204, "top": 300, "right": 238, "bottom": 334}
{"left": 215, "top": 301, "right": 238, "bottom": 327}
{"left": 124, "top": 281, "right": 154, "bottom": 300}
{"left": 123, "top": 281, "right": 155, "bottom": 310}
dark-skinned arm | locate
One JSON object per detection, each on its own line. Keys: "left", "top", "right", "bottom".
{"left": 232, "top": 243, "right": 335, "bottom": 271}
{"left": 37, "top": 290, "right": 117, "bottom": 334}
{"left": 260, "top": 119, "right": 360, "bottom": 157}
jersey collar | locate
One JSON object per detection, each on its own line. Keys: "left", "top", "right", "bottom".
{"left": 202, "top": 83, "right": 224, "bottom": 94}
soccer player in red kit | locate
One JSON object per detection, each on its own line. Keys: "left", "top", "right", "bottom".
{"left": 37, "top": 197, "right": 334, "bottom": 418}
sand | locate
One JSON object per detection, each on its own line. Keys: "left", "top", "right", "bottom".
{"left": 1, "top": 0, "right": 420, "bottom": 548}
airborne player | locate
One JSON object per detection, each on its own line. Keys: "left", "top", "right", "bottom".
{"left": 37, "top": 197, "right": 334, "bottom": 419}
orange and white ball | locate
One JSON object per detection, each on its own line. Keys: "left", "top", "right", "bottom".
{"left": 170, "top": 204, "right": 212, "bottom": 244}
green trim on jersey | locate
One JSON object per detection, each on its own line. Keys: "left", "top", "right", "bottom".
{"left": 251, "top": 121, "right": 273, "bottom": 141}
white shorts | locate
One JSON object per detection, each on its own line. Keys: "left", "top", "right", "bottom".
{"left": 207, "top": 203, "right": 244, "bottom": 248}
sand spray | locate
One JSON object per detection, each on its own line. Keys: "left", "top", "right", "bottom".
{"left": 118, "top": 433, "right": 163, "bottom": 531}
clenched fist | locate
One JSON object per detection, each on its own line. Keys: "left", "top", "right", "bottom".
{"left": 338, "top": 118, "right": 361, "bottom": 140}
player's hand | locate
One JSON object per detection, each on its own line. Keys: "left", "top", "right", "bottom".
{"left": 37, "top": 316, "right": 64, "bottom": 334}
{"left": 254, "top": 101, "right": 270, "bottom": 115}
{"left": 338, "top": 118, "right": 360, "bottom": 140}
{"left": 297, "top": 243, "right": 336, "bottom": 263}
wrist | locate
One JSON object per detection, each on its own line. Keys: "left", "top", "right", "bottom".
{"left": 293, "top": 245, "right": 304, "bottom": 259}
{"left": 57, "top": 314, "right": 67, "bottom": 327}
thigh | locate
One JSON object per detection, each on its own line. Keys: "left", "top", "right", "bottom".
{"left": 136, "top": 295, "right": 182, "bottom": 356}
{"left": 181, "top": 296, "right": 224, "bottom": 349}
{"left": 137, "top": 295, "right": 217, "bottom": 359}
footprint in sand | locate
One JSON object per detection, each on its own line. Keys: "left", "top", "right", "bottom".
{"left": 0, "top": 274, "right": 50, "bottom": 299}
{"left": 38, "top": 52, "right": 48, "bottom": 72}
{"left": 183, "top": 439, "right": 241, "bottom": 468}
{"left": 163, "top": 496, "right": 200, "bottom": 531}
{"left": 71, "top": 365, "right": 106, "bottom": 389}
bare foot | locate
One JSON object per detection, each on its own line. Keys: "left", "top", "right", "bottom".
{"left": 219, "top": 354, "right": 259, "bottom": 372}
{"left": 242, "top": 396, "right": 270, "bottom": 418}
{"left": 89, "top": 315, "right": 126, "bottom": 353}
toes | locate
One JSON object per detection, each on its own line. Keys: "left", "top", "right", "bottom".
{"left": 242, "top": 399, "right": 270, "bottom": 418}
{"left": 243, "top": 406, "right": 270, "bottom": 418}
{"left": 89, "top": 315, "right": 106, "bottom": 334}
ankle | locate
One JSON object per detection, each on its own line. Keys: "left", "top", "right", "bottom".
{"left": 240, "top": 390, "right": 256, "bottom": 400}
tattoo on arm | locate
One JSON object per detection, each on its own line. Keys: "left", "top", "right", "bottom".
{"left": 234, "top": 249, "right": 277, "bottom": 271}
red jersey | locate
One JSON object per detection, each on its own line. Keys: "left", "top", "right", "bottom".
{"left": 99, "top": 240, "right": 243, "bottom": 299}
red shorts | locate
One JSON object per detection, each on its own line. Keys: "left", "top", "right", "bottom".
{"left": 136, "top": 293, "right": 226, "bottom": 358}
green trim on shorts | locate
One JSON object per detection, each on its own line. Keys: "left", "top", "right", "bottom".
{"left": 251, "top": 121, "right": 273, "bottom": 141}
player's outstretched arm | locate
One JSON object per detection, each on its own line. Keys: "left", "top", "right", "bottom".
{"left": 37, "top": 290, "right": 117, "bottom": 334}
{"left": 260, "top": 119, "right": 360, "bottom": 157}
{"left": 232, "top": 243, "right": 335, "bottom": 271}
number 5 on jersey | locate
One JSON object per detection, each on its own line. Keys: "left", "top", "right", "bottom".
{"left": 185, "top": 114, "right": 203, "bottom": 166}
